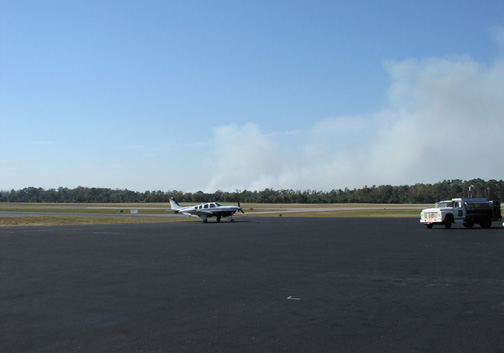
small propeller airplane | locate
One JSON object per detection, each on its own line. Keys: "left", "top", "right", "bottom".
{"left": 169, "top": 197, "right": 244, "bottom": 223}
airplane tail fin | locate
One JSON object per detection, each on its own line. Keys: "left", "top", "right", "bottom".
{"left": 170, "top": 197, "right": 182, "bottom": 210}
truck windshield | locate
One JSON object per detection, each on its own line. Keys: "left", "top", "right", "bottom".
{"left": 438, "top": 202, "right": 453, "bottom": 208}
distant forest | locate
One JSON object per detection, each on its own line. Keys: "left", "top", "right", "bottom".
{"left": 1, "top": 179, "right": 503, "bottom": 204}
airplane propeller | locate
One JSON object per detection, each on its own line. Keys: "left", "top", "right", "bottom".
{"left": 238, "top": 200, "right": 245, "bottom": 213}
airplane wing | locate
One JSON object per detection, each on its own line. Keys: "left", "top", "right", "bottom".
{"left": 177, "top": 208, "right": 215, "bottom": 217}
{"left": 185, "top": 209, "right": 214, "bottom": 216}
{"left": 180, "top": 212, "right": 201, "bottom": 218}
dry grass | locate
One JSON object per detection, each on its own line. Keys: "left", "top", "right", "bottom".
{"left": 0, "top": 203, "right": 171, "bottom": 214}
{"left": 0, "top": 216, "right": 194, "bottom": 227}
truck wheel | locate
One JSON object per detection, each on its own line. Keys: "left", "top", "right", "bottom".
{"left": 444, "top": 215, "right": 453, "bottom": 229}
{"left": 426, "top": 224, "right": 433, "bottom": 229}
{"left": 480, "top": 218, "right": 492, "bottom": 228}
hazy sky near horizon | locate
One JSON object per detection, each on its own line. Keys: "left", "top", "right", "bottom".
{"left": 2, "top": 1, "right": 504, "bottom": 192}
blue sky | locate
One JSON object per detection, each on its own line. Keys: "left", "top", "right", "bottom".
{"left": 1, "top": 1, "right": 504, "bottom": 192}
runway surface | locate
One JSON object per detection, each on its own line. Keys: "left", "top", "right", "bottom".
{"left": 0, "top": 211, "right": 178, "bottom": 218}
{"left": 1, "top": 218, "right": 504, "bottom": 352}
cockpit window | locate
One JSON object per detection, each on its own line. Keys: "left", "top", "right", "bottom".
{"left": 215, "top": 203, "right": 222, "bottom": 206}
{"left": 203, "top": 204, "right": 208, "bottom": 209}
{"left": 210, "top": 203, "right": 216, "bottom": 208}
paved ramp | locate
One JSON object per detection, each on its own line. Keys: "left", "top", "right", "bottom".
{"left": 1, "top": 218, "right": 504, "bottom": 352}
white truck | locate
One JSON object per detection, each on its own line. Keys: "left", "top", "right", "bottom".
{"left": 420, "top": 198, "right": 502, "bottom": 229}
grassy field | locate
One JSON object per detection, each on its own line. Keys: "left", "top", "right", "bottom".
{"left": 0, "top": 202, "right": 429, "bottom": 227}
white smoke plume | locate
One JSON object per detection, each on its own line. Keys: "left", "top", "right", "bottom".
{"left": 207, "top": 55, "right": 504, "bottom": 191}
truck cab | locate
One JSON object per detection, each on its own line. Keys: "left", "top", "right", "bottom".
{"left": 421, "top": 200, "right": 458, "bottom": 229}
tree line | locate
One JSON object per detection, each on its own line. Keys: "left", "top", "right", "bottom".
{"left": 1, "top": 179, "right": 503, "bottom": 204}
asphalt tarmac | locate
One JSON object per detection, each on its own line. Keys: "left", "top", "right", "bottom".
{"left": 1, "top": 218, "right": 504, "bottom": 353}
